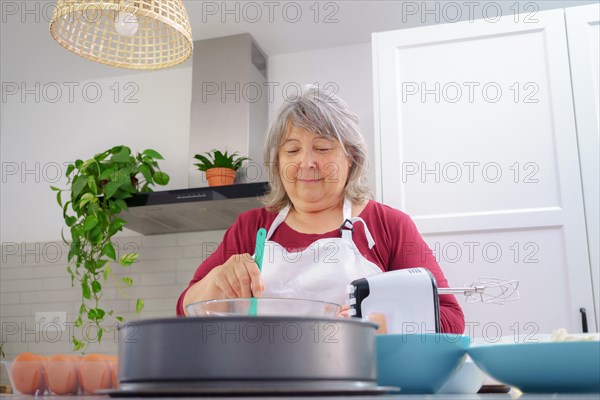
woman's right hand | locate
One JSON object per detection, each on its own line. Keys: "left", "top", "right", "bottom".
{"left": 183, "top": 254, "right": 264, "bottom": 315}
{"left": 206, "top": 253, "right": 264, "bottom": 299}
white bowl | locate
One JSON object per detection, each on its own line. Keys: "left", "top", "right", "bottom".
{"left": 437, "top": 357, "right": 486, "bottom": 394}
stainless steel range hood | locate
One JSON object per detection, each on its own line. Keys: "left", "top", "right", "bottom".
{"left": 120, "top": 34, "right": 269, "bottom": 235}
{"left": 121, "top": 182, "right": 269, "bottom": 235}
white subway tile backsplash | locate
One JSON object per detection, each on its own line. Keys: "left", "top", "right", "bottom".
{"left": 0, "top": 266, "right": 33, "bottom": 279}
{"left": 176, "top": 270, "right": 194, "bottom": 285}
{"left": 138, "top": 246, "right": 184, "bottom": 261}
{"left": 177, "top": 258, "right": 202, "bottom": 271}
{"left": 182, "top": 244, "right": 208, "bottom": 259}
{"left": 29, "top": 302, "right": 78, "bottom": 314}
{"left": 142, "top": 234, "right": 178, "bottom": 248}
{"left": 102, "top": 288, "right": 120, "bottom": 300}
{"left": 0, "top": 292, "right": 21, "bottom": 304}
{"left": 41, "top": 276, "right": 74, "bottom": 290}
{"left": 81, "top": 341, "right": 119, "bottom": 355}
{"left": 0, "top": 305, "right": 31, "bottom": 317}
{"left": 2, "top": 242, "right": 67, "bottom": 267}
{"left": 112, "top": 235, "right": 143, "bottom": 247}
{"left": 115, "top": 312, "right": 137, "bottom": 323}
{"left": 1, "top": 231, "right": 223, "bottom": 355}
{"left": 137, "top": 297, "right": 178, "bottom": 313}
{"left": 1, "top": 255, "right": 32, "bottom": 268}
{"left": 1, "top": 318, "right": 36, "bottom": 345}
{"left": 0, "top": 316, "right": 33, "bottom": 327}
{"left": 102, "top": 301, "right": 131, "bottom": 317}
{"left": 135, "top": 259, "right": 177, "bottom": 273}
{"left": 139, "top": 272, "right": 176, "bottom": 286}
{"left": 136, "top": 310, "right": 175, "bottom": 320}
{"left": 177, "top": 230, "right": 226, "bottom": 246}
{"left": 21, "top": 289, "right": 78, "bottom": 303}
{"left": 1, "top": 279, "right": 42, "bottom": 292}
{"left": 105, "top": 265, "right": 137, "bottom": 279}
{"left": 33, "top": 263, "right": 71, "bottom": 278}
{"left": 125, "top": 285, "right": 183, "bottom": 300}
{"left": 28, "top": 339, "right": 84, "bottom": 355}
{"left": 1, "top": 341, "right": 28, "bottom": 357}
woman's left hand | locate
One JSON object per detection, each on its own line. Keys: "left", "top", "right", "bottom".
{"left": 336, "top": 306, "right": 388, "bottom": 333}
{"left": 336, "top": 305, "right": 350, "bottom": 318}
{"left": 368, "top": 313, "right": 388, "bottom": 334}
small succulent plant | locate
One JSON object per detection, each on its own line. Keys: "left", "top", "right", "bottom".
{"left": 193, "top": 150, "right": 249, "bottom": 171}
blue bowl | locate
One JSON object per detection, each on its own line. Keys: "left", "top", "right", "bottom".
{"left": 469, "top": 341, "right": 600, "bottom": 393}
{"left": 376, "top": 334, "right": 470, "bottom": 394}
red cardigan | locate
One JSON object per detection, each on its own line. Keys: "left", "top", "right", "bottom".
{"left": 176, "top": 200, "right": 465, "bottom": 334}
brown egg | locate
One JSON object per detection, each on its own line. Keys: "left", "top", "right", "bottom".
{"left": 107, "top": 355, "right": 119, "bottom": 388}
{"left": 10, "top": 352, "right": 47, "bottom": 395}
{"left": 78, "top": 354, "right": 113, "bottom": 394}
{"left": 45, "top": 354, "right": 80, "bottom": 395}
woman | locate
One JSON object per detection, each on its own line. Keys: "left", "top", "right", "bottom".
{"left": 177, "top": 87, "right": 465, "bottom": 334}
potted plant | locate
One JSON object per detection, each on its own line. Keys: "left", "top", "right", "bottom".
{"left": 193, "top": 149, "right": 249, "bottom": 186}
{"left": 0, "top": 341, "right": 8, "bottom": 394}
{"left": 51, "top": 146, "right": 170, "bottom": 350}
{"left": 0, "top": 342, "right": 8, "bottom": 394}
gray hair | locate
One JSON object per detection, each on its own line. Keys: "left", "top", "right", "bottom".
{"left": 262, "top": 86, "right": 372, "bottom": 212}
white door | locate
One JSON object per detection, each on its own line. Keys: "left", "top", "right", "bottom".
{"left": 566, "top": 3, "right": 600, "bottom": 332}
{"left": 373, "top": 8, "right": 596, "bottom": 338}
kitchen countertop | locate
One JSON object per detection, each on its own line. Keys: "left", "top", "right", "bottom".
{"left": 2, "top": 395, "right": 600, "bottom": 399}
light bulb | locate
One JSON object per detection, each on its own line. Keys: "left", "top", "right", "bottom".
{"left": 115, "top": 11, "right": 139, "bottom": 37}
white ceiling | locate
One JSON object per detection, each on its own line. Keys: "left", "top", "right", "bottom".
{"left": 183, "top": 0, "right": 596, "bottom": 55}
{"left": 184, "top": 0, "right": 419, "bottom": 55}
{"left": 0, "top": 0, "right": 596, "bottom": 82}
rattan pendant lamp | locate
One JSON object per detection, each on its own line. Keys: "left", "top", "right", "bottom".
{"left": 50, "top": 0, "right": 193, "bottom": 70}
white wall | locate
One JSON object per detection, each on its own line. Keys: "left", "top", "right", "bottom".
{"left": 267, "top": 43, "right": 376, "bottom": 195}
{"left": 1, "top": 67, "right": 193, "bottom": 243}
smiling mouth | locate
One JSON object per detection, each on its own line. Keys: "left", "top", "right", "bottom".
{"left": 298, "top": 179, "right": 322, "bottom": 183}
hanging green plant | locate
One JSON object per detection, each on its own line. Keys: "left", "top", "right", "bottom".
{"left": 51, "top": 146, "right": 170, "bottom": 351}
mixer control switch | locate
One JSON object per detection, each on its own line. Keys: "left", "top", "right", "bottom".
{"left": 345, "top": 284, "right": 355, "bottom": 295}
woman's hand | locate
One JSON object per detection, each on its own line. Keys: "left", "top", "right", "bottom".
{"left": 336, "top": 306, "right": 388, "bottom": 334}
{"left": 182, "top": 254, "right": 264, "bottom": 315}
{"left": 336, "top": 305, "right": 350, "bottom": 318}
{"left": 368, "top": 313, "right": 388, "bottom": 334}
{"left": 208, "top": 254, "right": 264, "bottom": 299}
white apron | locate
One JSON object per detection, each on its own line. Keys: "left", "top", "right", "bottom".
{"left": 257, "top": 198, "right": 383, "bottom": 306}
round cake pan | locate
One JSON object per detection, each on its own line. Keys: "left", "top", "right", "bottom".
{"left": 118, "top": 316, "right": 377, "bottom": 388}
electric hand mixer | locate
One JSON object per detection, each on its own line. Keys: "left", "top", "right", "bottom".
{"left": 346, "top": 268, "right": 519, "bottom": 333}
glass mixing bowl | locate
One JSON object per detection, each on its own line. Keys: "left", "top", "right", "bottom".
{"left": 186, "top": 297, "right": 342, "bottom": 318}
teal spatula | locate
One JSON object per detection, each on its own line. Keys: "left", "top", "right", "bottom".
{"left": 248, "top": 228, "right": 267, "bottom": 316}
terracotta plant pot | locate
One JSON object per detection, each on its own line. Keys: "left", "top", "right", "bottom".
{"left": 205, "top": 168, "right": 236, "bottom": 186}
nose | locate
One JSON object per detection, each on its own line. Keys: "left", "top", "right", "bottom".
{"left": 299, "top": 149, "right": 318, "bottom": 169}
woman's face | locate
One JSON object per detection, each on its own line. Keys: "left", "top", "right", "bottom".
{"left": 278, "top": 125, "right": 351, "bottom": 212}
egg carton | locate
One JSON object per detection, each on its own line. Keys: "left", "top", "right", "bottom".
{"left": 3, "top": 353, "right": 118, "bottom": 395}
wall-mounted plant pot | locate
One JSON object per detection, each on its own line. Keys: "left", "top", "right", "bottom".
{"left": 206, "top": 168, "right": 236, "bottom": 186}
